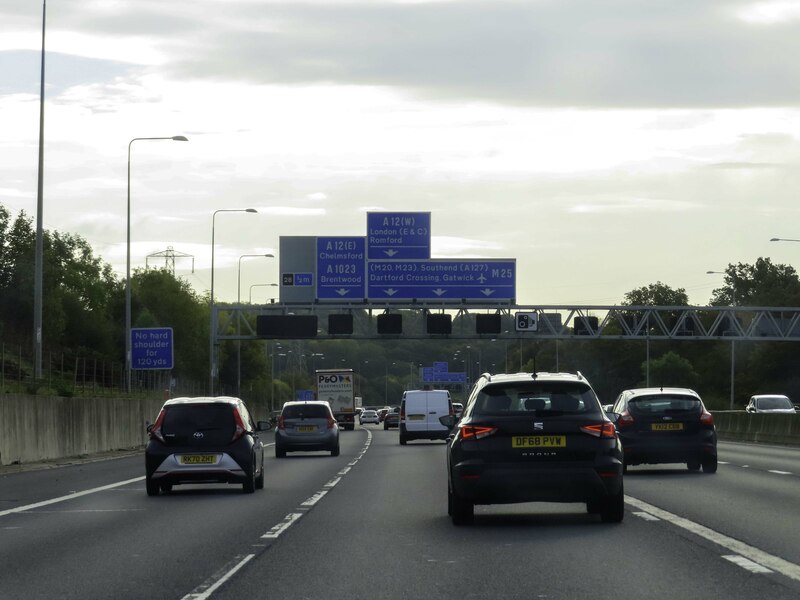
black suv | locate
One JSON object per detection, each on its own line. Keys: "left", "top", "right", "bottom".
{"left": 607, "top": 387, "right": 717, "bottom": 473}
{"left": 145, "top": 396, "right": 271, "bottom": 495}
{"left": 443, "top": 372, "right": 624, "bottom": 525}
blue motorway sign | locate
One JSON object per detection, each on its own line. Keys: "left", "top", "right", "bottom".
{"left": 367, "top": 259, "right": 516, "bottom": 301}
{"left": 316, "top": 237, "right": 366, "bottom": 300}
{"left": 131, "top": 327, "right": 173, "bottom": 370}
{"left": 367, "top": 212, "right": 431, "bottom": 260}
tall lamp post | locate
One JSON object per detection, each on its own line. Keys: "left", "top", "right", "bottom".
{"left": 209, "top": 208, "right": 257, "bottom": 395}
{"left": 707, "top": 270, "right": 736, "bottom": 409}
{"left": 236, "top": 254, "right": 273, "bottom": 397}
{"left": 249, "top": 283, "right": 278, "bottom": 303}
{"left": 126, "top": 135, "right": 188, "bottom": 393}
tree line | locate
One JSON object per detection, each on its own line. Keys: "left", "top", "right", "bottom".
{"left": 2, "top": 202, "right": 800, "bottom": 409}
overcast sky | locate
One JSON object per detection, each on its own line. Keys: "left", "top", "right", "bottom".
{"left": 3, "top": 0, "right": 800, "bottom": 305}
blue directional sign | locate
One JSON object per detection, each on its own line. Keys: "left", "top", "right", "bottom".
{"left": 367, "top": 259, "right": 516, "bottom": 301}
{"left": 316, "top": 237, "right": 366, "bottom": 300}
{"left": 131, "top": 327, "right": 173, "bottom": 370}
{"left": 367, "top": 212, "right": 431, "bottom": 260}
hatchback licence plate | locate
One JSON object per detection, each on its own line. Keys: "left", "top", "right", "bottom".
{"left": 180, "top": 454, "right": 216, "bottom": 465}
{"left": 651, "top": 423, "right": 684, "bottom": 431}
{"left": 297, "top": 425, "right": 316, "bottom": 432}
{"left": 512, "top": 436, "right": 566, "bottom": 448}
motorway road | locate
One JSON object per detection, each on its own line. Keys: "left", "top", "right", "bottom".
{"left": 1, "top": 433, "right": 799, "bottom": 600}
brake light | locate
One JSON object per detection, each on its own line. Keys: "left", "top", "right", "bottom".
{"left": 580, "top": 422, "right": 617, "bottom": 439}
{"left": 400, "top": 407, "right": 405, "bottom": 419}
{"left": 278, "top": 415, "right": 286, "bottom": 430}
{"left": 700, "top": 409, "right": 714, "bottom": 426}
{"left": 327, "top": 415, "right": 337, "bottom": 429}
{"left": 458, "top": 425, "right": 497, "bottom": 440}
{"left": 149, "top": 409, "right": 166, "bottom": 443}
{"left": 231, "top": 407, "right": 247, "bottom": 442}
{"left": 616, "top": 411, "right": 635, "bottom": 429}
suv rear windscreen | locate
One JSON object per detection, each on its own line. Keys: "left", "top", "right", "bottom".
{"left": 473, "top": 383, "right": 598, "bottom": 415}
{"left": 282, "top": 405, "right": 329, "bottom": 419}
{"left": 161, "top": 404, "right": 235, "bottom": 445}
{"left": 629, "top": 395, "right": 701, "bottom": 415}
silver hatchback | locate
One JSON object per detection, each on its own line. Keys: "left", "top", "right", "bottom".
{"left": 275, "top": 401, "right": 340, "bottom": 457}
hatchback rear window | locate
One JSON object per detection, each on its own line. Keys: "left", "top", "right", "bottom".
{"left": 473, "top": 383, "right": 598, "bottom": 415}
{"left": 282, "top": 405, "right": 329, "bottom": 419}
{"left": 629, "top": 396, "right": 701, "bottom": 414}
{"left": 161, "top": 404, "right": 235, "bottom": 444}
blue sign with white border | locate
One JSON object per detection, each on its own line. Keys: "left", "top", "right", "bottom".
{"left": 367, "top": 259, "right": 515, "bottom": 301}
{"left": 131, "top": 327, "right": 174, "bottom": 370}
{"left": 367, "top": 212, "right": 431, "bottom": 260}
{"left": 316, "top": 237, "right": 366, "bottom": 300}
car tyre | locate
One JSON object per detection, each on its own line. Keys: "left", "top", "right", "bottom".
{"left": 275, "top": 445, "right": 287, "bottom": 458}
{"left": 450, "top": 486, "right": 474, "bottom": 526}
{"left": 146, "top": 476, "right": 160, "bottom": 497}
{"left": 383, "top": 422, "right": 389, "bottom": 430}
{"left": 702, "top": 456, "right": 718, "bottom": 474}
{"left": 255, "top": 461, "right": 265, "bottom": 490}
{"left": 600, "top": 485, "right": 624, "bottom": 523}
{"left": 331, "top": 443, "right": 340, "bottom": 457}
{"left": 160, "top": 483, "right": 173, "bottom": 494}
{"left": 586, "top": 499, "right": 601, "bottom": 514}
{"left": 687, "top": 460, "right": 701, "bottom": 471}
{"left": 243, "top": 462, "right": 256, "bottom": 494}
{"left": 399, "top": 435, "right": 407, "bottom": 445}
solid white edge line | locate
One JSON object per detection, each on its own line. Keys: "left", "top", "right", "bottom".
{"left": 0, "top": 476, "right": 145, "bottom": 518}
{"left": 626, "top": 495, "right": 800, "bottom": 582}
{"left": 181, "top": 554, "right": 255, "bottom": 600}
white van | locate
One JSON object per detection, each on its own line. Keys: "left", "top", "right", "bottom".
{"left": 399, "top": 389, "right": 453, "bottom": 445}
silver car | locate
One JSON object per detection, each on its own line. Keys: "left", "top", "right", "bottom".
{"left": 275, "top": 401, "right": 340, "bottom": 457}
{"left": 746, "top": 394, "right": 797, "bottom": 414}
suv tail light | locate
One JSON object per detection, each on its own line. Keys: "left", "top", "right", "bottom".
{"left": 149, "top": 409, "right": 166, "bottom": 443}
{"left": 700, "top": 409, "right": 714, "bottom": 426}
{"left": 231, "top": 406, "right": 247, "bottom": 442}
{"left": 581, "top": 422, "right": 618, "bottom": 438}
{"left": 458, "top": 425, "right": 497, "bottom": 441}
{"left": 616, "top": 411, "right": 635, "bottom": 429}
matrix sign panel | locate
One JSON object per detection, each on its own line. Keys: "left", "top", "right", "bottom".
{"left": 367, "top": 259, "right": 516, "bottom": 301}
{"left": 316, "top": 237, "right": 366, "bottom": 300}
{"left": 367, "top": 212, "right": 431, "bottom": 260}
{"left": 131, "top": 327, "right": 173, "bottom": 370}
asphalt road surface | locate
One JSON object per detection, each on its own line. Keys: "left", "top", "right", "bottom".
{"left": 1, "top": 430, "right": 799, "bottom": 600}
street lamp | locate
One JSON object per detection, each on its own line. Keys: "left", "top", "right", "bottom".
{"left": 236, "top": 254, "right": 273, "bottom": 397}
{"left": 209, "top": 207, "right": 257, "bottom": 395}
{"left": 249, "top": 283, "right": 279, "bottom": 303}
{"left": 707, "top": 270, "right": 736, "bottom": 409}
{"left": 126, "top": 135, "right": 188, "bottom": 393}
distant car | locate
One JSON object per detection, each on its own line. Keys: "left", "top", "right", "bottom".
{"left": 444, "top": 372, "right": 624, "bottom": 525}
{"left": 746, "top": 394, "right": 797, "bottom": 414}
{"left": 145, "top": 396, "right": 271, "bottom": 496}
{"left": 383, "top": 408, "right": 400, "bottom": 429}
{"left": 359, "top": 410, "right": 380, "bottom": 425}
{"left": 275, "top": 401, "right": 340, "bottom": 457}
{"left": 377, "top": 408, "right": 390, "bottom": 422}
{"left": 609, "top": 387, "right": 717, "bottom": 473}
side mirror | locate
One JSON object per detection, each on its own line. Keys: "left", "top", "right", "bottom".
{"left": 439, "top": 415, "right": 458, "bottom": 430}
{"left": 745, "top": 407, "right": 754, "bottom": 413}
{"left": 257, "top": 420, "right": 273, "bottom": 432}
{"left": 605, "top": 412, "right": 620, "bottom": 424}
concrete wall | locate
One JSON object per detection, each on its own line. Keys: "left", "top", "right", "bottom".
{"left": 1, "top": 394, "right": 164, "bottom": 466}
{"left": 712, "top": 411, "right": 800, "bottom": 446}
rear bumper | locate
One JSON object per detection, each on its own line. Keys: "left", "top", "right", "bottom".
{"left": 620, "top": 430, "right": 717, "bottom": 465}
{"left": 451, "top": 460, "right": 623, "bottom": 505}
{"left": 146, "top": 452, "right": 249, "bottom": 485}
{"left": 400, "top": 423, "right": 450, "bottom": 441}
{"left": 275, "top": 429, "right": 339, "bottom": 451}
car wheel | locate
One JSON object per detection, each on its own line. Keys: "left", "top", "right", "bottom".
{"left": 600, "top": 485, "right": 624, "bottom": 523}
{"left": 586, "top": 499, "right": 601, "bottom": 514}
{"left": 399, "top": 435, "right": 407, "bottom": 445}
{"left": 146, "top": 476, "right": 160, "bottom": 497}
{"left": 383, "top": 423, "right": 388, "bottom": 430}
{"left": 243, "top": 462, "right": 256, "bottom": 494}
{"left": 622, "top": 458, "right": 628, "bottom": 474}
{"left": 275, "top": 445, "right": 286, "bottom": 458}
{"left": 687, "top": 460, "right": 701, "bottom": 471}
{"left": 331, "top": 443, "right": 340, "bottom": 457}
{"left": 255, "top": 461, "right": 265, "bottom": 490}
{"left": 450, "top": 487, "right": 474, "bottom": 526}
{"left": 702, "top": 456, "right": 718, "bottom": 474}
{"left": 160, "top": 483, "right": 173, "bottom": 494}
